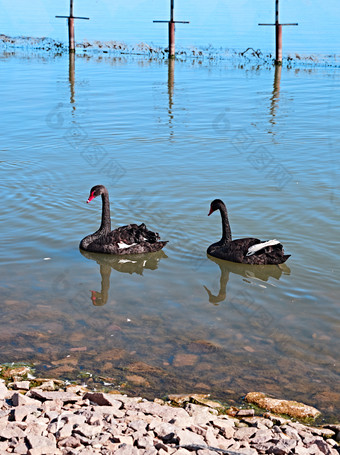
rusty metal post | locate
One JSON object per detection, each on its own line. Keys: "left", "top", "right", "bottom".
{"left": 154, "top": 0, "right": 189, "bottom": 58}
{"left": 168, "top": 21, "right": 175, "bottom": 58}
{"left": 276, "top": 24, "right": 282, "bottom": 63}
{"left": 259, "top": 0, "right": 297, "bottom": 65}
{"left": 68, "top": 0, "right": 75, "bottom": 52}
{"left": 68, "top": 17, "right": 75, "bottom": 52}
{"left": 56, "top": 0, "right": 89, "bottom": 53}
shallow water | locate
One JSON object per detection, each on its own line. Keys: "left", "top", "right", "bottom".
{"left": 0, "top": 50, "right": 339, "bottom": 421}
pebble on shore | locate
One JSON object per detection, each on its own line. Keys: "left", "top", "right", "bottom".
{"left": 0, "top": 377, "right": 339, "bottom": 455}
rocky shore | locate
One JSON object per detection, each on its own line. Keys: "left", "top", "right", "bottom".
{"left": 0, "top": 376, "right": 339, "bottom": 455}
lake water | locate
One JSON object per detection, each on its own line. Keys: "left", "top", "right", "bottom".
{"left": 0, "top": 49, "right": 339, "bottom": 422}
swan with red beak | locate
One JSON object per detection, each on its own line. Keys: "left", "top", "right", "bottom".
{"left": 80, "top": 185, "right": 168, "bottom": 255}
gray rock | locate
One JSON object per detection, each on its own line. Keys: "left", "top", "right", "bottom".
{"left": 13, "top": 404, "right": 41, "bottom": 422}
{"left": 83, "top": 392, "right": 123, "bottom": 408}
{"left": 270, "top": 439, "right": 298, "bottom": 454}
{"left": 137, "top": 401, "right": 190, "bottom": 422}
{"left": 263, "top": 412, "right": 289, "bottom": 425}
{"left": 237, "top": 448, "right": 258, "bottom": 455}
{"left": 9, "top": 381, "right": 31, "bottom": 391}
{"left": 152, "top": 422, "right": 176, "bottom": 441}
{"left": 184, "top": 403, "right": 217, "bottom": 425}
{"left": 281, "top": 425, "right": 301, "bottom": 440}
{"left": 26, "top": 434, "right": 57, "bottom": 453}
{"left": 0, "top": 381, "right": 9, "bottom": 400}
{"left": 57, "top": 422, "right": 73, "bottom": 439}
{"left": 211, "top": 419, "right": 235, "bottom": 439}
{"left": 197, "top": 450, "right": 218, "bottom": 455}
{"left": 249, "top": 429, "right": 275, "bottom": 444}
{"left": 204, "top": 426, "right": 221, "bottom": 447}
{"left": 233, "top": 426, "right": 257, "bottom": 441}
{"left": 128, "top": 419, "right": 148, "bottom": 433}
{"left": 73, "top": 423, "right": 103, "bottom": 439}
{"left": 309, "top": 427, "right": 336, "bottom": 439}
{"left": 295, "top": 446, "right": 316, "bottom": 455}
{"left": 57, "top": 435, "right": 82, "bottom": 448}
{"left": 236, "top": 409, "right": 255, "bottom": 417}
{"left": 25, "top": 420, "right": 48, "bottom": 436}
{"left": 215, "top": 435, "right": 236, "bottom": 450}
{"left": 135, "top": 434, "right": 154, "bottom": 449}
{"left": 176, "top": 429, "right": 206, "bottom": 446}
{"left": 142, "top": 446, "right": 158, "bottom": 455}
{"left": 306, "top": 443, "right": 328, "bottom": 455}
{"left": 326, "top": 439, "right": 339, "bottom": 448}
{"left": 29, "top": 390, "right": 80, "bottom": 403}
{"left": 242, "top": 416, "right": 274, "bottom": 429}
{"left": 313, "top": 438, "right": 336, "bottom": 454}
{"left": 11, "top": 392, "right": 41, "bottom": 407}
{"left": 12, "top": 441, "right": 29, "bottom": 454}
{"left": 114, "top": 443, "right": 139, "bottom": 454}
{"left": 63, "top": 413, "right": 87, "bottom": 427}
{"left": 116, "top": 435, "right": 134, "bottom": 446}
{"left": 1, "top": 422, "right": 26, "bottom": 439}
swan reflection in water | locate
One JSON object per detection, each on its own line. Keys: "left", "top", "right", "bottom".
{"left": 204, "top": 254, "right": 291, "bottom": 305}
{"left": 80, "top": 250, "right": 167, "bottom": 306}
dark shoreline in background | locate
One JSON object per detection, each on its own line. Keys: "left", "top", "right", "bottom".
{"left": 1, "top": 33, "right": 340, "bottom": 68}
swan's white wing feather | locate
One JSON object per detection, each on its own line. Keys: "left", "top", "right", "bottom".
{"left": 118, "top": 242, "right": 137, "bottom": 250}
{"left": 246, "top": 239, "right": 281, "bottom": 256}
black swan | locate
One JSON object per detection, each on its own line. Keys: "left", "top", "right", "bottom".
{"left": 207, "top": 199, "right": 290, "bottom": 265}
{"left": 79, "top": 185, "right": 168, "bottom": 255}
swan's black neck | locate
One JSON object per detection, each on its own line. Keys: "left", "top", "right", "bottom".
{"left": 79, "top": 187, "right": 112, "bottom": 251}
{"left": 99, "top": 190, "right": 111, "bottom": 233}
{"left": 219, "top": 204, "right": 232, "bottom": 243}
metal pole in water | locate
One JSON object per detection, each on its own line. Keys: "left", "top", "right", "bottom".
{"left": 169, "top": 0, "right": 175, "bottom": 57}
{"left": 259, "top": 0, "right": 297, "bottom": 65}
{"left": 168, "top": 23, "right": 175, "bottom": 58}
{"left": 154, "top": 0, "right": 189, "bottom": 59}
{"left": 276, "top": 24, "right": 283, "bottom": 62}
{"left": 69, "top": 0, "right": 75, "bottom": 52}
{"left": 56, "top": 0, "right": 89, "bottom": 53}
{"left": 275, "top": 0, "right": 282, "bottom": 62}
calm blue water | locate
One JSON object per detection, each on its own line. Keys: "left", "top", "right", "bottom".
{"left": 0, "top": 50, "right": 339, "bottom": 420}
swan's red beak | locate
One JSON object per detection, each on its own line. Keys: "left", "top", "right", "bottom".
{"left": 87, "top": 192, "right": 96, "bottom": 203}
{"left": 208, "top": 207, "right": 214, "bottom": 216}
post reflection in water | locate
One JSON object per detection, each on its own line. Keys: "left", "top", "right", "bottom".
{"left": 167, "top": 58, "right": 175, "bottom": 136}
{"left": 69, "top": 52, "right": 76, "bottom": 108}
{"left": 269, "top": 64, "right": 282, "bottom": 132}
{"left": 204, "top": 254, "right": 290, "bottom": 305}
{"left": 80, "top": 250, "right": 168, "bottom": 306}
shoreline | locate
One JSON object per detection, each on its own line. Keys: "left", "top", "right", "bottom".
{"left": 0, "top": 368, "right": 339, "bottom": 454}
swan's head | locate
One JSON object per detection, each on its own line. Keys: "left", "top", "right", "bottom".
{"left": 208, "top": 199, "right": 225, "bottom": 216}
{"left": 87, "top": 185, "right": 107, "bottom": 203}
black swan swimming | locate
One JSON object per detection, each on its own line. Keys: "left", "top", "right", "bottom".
{"left": 207, "top": 199, "right": 290, "bottom": 265}
{"left": 79, "top": 185, "right": 168, "bottom": 255}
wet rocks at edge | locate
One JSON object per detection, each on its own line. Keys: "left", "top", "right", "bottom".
{"left": 0, "top": 379, "right": 339, "bottom": 455}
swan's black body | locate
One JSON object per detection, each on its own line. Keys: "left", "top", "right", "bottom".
{"left": 207, "top": 199, "right": 290, "bottom": 265}
{"left": 80, "top": 185, "right": 168, "bottom": 255}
